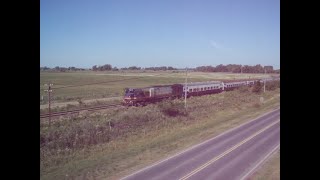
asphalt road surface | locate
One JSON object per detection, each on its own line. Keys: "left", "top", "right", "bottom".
{"left": 121, "top": 108, "right": 280, "bottom": 180}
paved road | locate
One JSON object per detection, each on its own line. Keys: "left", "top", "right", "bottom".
{"left": 121, "top": 108, "right": 280, "bottom": 180}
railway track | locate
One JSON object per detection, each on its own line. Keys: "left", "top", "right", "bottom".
{"left": 40, "top": 103, "right": 122, "bottom": 119}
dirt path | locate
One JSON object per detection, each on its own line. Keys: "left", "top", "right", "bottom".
{"left": 40, "top": 96, "right": 121, "bottom": 109}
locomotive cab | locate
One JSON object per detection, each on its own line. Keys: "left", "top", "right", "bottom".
{"left": 124, "top": 88, "right": 134, "bottom": 97}
{"left": 123, "top": 88, "right": 146, "bottom": 106}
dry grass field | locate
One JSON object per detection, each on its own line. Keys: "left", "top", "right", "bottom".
{"left": 40, "top": 71, "right": 274, "bottom": 104}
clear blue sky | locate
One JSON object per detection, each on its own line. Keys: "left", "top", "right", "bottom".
{"left": 40, "top": 0, "right": 280, "bottom": 69}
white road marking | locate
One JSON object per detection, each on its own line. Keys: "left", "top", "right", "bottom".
{"left": 120, "top": 108, "right": 280, "bottom": 179}
{"left": 179, "top": 120, "right": 279, "bottom": 180}
{"left": 239, "top": 144, "right": 280, "bottom": 180}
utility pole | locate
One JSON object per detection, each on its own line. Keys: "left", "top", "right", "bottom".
{"left": 241, "top": 65, "right": 242, "bottom": 74}
{"left": 264, "top": 68, "right": 266, "bottom": 93}
{"left": 184, "top": 67, "right": 188, "bottom": 110}
{"left": 44, "top": 83, "right": 53, "bottom": 126}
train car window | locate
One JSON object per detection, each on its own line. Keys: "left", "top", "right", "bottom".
{"left": 125, "top": 88, "right": 134, "bottom": 93}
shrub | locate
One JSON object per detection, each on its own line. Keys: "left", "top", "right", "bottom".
{"left": 266, "top": 80, "right": 280, "bottom": 91}
{"left": 253, "top": 102, "right": 261, "bottom": 108}
{"left": 77, "top": 98, "right": 83, "bottom": 105}
{"left": 158, "top": 100, "right": 187, "bottom": 117}
{"left": 252, "top": 81, "right": 262, "bottom": 93}
{"left": 237, "top": 86, "right": 249, "bottom": 93}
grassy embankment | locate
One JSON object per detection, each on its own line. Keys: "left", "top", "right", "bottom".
{"left": 250, "top": 149, "right": 280, "bottom": 180}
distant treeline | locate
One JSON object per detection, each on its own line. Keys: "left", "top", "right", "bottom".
{"left": 40, "top": 66, "right": 86, "bottom": 72}
{"left": 194, "top": 64, "right": 279, "bottom": 74}
{"left": 92, "top": 64, "right": 178, "bottom": 71}
{"left": 40, "top": 64, "right": 279, "bottom": 73}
